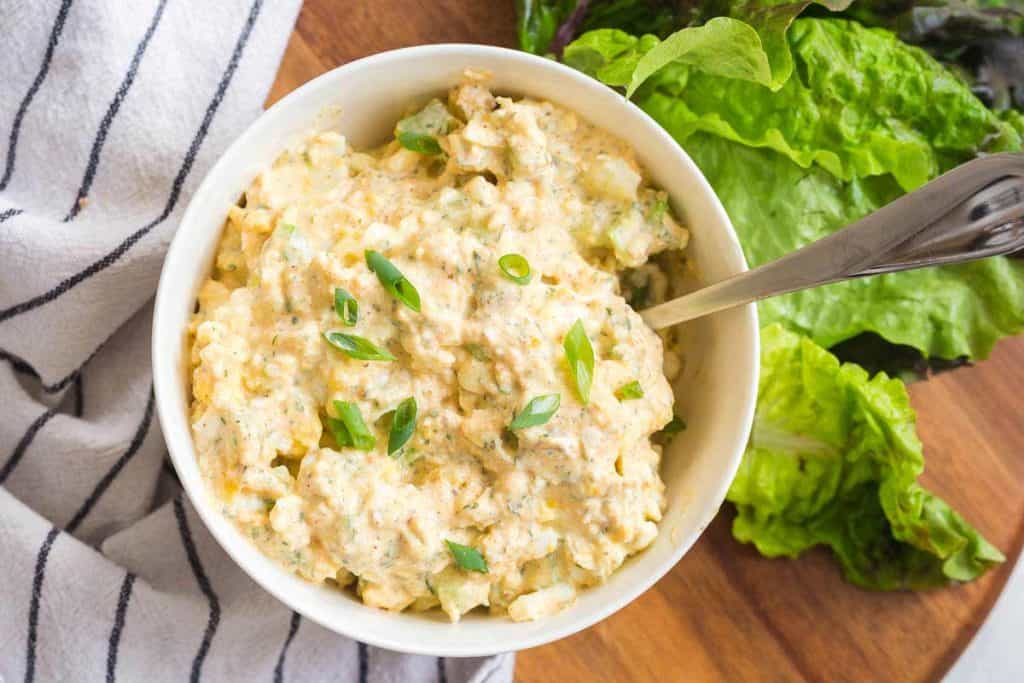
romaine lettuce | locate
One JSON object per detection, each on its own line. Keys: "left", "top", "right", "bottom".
{"left": 589, "top": 19, "right": 1023, "bottom": 190}
{"left": 728, "top": 325, "right": 1003, "bottom": 587}
{"left": 683, "top": 133, "right": 1024, "bottom": 360}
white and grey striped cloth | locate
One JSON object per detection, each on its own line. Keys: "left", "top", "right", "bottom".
{"left": 0, "top": 1, "right": 513, "bottom": 681}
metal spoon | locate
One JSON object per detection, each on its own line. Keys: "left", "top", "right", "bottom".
{"left": 641, "top": 153, "right": 1024, "bottom": 330}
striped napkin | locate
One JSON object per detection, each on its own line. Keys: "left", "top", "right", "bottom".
{"left": 0, "top": 1, "right": 513, "bottom": 681}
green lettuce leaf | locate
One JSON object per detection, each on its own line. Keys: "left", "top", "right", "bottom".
{"left": 601, "top": 18, "right": 1022, "bottom": 190}
{"left": 727, "top": 325, "right": 1003, "bottom": 588}
{"left": 679, "top": 132, "right": 1024, "bottom": 360}
{"left": 1003, "top": 108, "right": 1024, "bottom": 133}
{"left": 844, "top": 0, "right": 1024, "bottom": 112}
{"left": 579, "top": 0, "right": 678, "bottom": 37}
{"left": 625, "top": 17, "right": 773, "bottom": 94}
{"left": 517, "top": 0, "right": 679, "bottom": 56}
{"left": 626, "top": 0, "right": 855, "bottom": 94}
{"left": 517, "top": 0, "right": 579, "bottom": 54}
{"left": 563, "top": 28, "right": 663, "bottom": 85}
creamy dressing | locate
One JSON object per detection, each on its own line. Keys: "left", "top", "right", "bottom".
{"left": 190, "top": 72, "right": 689, "bottom": 621}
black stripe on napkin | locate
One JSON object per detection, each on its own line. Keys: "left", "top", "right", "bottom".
{"left": 273, "top": 611, "right": 302, "bottom": 683}
{"left": 0, "top": 0, "right": 74, "bottom": 191}
{"left": 358, "top": 643, "right": 369, "bottom": 683}
{"left": 0, "top": 344, "right": 84, "bottom": 394}
{"left": 105, "top": 572, "right": 136, "bottom": 683}
{"left": 65, "top": 387, "right": 154, "bottom": 533}
{"left": 66, "top": 0, "right": 170, "bottom": 221}
{"left": 0, "top": 0, "right": 265, "bottom": 324}
{"left": 0, "top": 347, "right": 40, "bottom": 379}
{"left": 0, "top": 323, "right": 111, "bottom": 394}
{"left": 0, "top": 407, "right": 58, "bottom": 485}
{"left": 174, "top": 496, "right": 221, "bottom": 683}
{"left": 24, "top": 526, "right": 60, "bottom": 683}
{"left": 437, "top": 658, "right": 448, "bottom": 683}
{"left": 0, "top": 208, "right": 22, "bottom": 223}
{"left": 73, "top": 374, "right": 85, "bottom": 418}
{"left": 162, "top": 455, "right": 178, "bottom": 480}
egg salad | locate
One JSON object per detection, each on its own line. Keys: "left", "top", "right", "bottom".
{"left": 189, "top": 71, "right": 689, "bottom": 622}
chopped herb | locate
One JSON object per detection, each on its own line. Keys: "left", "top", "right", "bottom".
{"left": 564, "top": 319, "right": 595, "bottom": 404}
{"left": 646, "top": 198, "right": 669, "bottom": 222}
{"left": 616, "top": 380, "right": 644, "bottom": 401}
{"left": 365, "top": 250, "right": 421, "bottom": 312}
{"left": 446, "top": 540, "right": 488, "bottom": 573}
{"left": 498, "top": 253, "right": 532, "bottom": 285}
{"left": 660, "top": 416, "right": 687, "bottom": 440}
{"left": 509, "top": 394, "right": 561, "bottom": 430}
{"left": 395, "top": 99, "right": 456, "bottom": 156}
{"left": 387, "top": 397, "right": 417, "bottom": 457}
{"left": 323, "top": 331, "right": 395, "bottom": 361}
{"left": 463, "top": 343, "right": 490, "bottom": 362}
{"left": 327, "top": 401, "right": 376, "bottom": 451}
{"left": 333, "top": 288, "right": 358, "bottom": 326}
{"left": 397, "top": 131, "right": 443, "bottom": 155}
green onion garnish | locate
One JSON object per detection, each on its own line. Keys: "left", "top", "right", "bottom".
{"left": 395, "top": 99, "right": 455, "bottom": 156}
{"left": 333, "top": 288, "right": 358, "bottom": 326}
{"left": 660, "top": 416, "right": 687, "bottom": 439}
{"left": 564, "top": 319, "right": 595, "bottom": 404}
{"left": 327, "top": 401, "right": 376, "bottom": 451}
{"left": 646, "top": 198, "right": 669, "bottom": 222}
{"left": 445, "top": 540, "right": 488, "bottom": 573}
{"left": 508, "top": 394, "right": 560, "bottom": 430}
{"left": 365, "top": 250, "right": 421, "bottom": 312}
{"left": 397, "top": 131, "right": 443, "bottom": 156}
{"left": 498, "top": 254, "right": 532, "bottom": 285}
{"left": 616, "top": 380, "right": 644, "bottom": 401}
{"left": 387, "top": 397, "right": 417, "bottom": 457}
{"left": 323, "top": 332, "right": 396, "bottom": 361}
{"left": 463, "top": 343, "right": 490, "bottom": 362}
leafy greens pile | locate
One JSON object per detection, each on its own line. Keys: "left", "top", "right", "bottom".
{"left": 517, "top": 0, "right": 1024, "bottom": 588}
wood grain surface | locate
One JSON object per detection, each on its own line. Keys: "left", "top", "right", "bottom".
{"left": 269, "top": 3, "right": 1024, "bottom": 681}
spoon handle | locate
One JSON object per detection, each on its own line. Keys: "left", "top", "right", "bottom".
{"left": 641, "top": 153, "right": 1024, "bottom": 330}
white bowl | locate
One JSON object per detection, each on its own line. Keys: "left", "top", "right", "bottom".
{"left": 153, "top": 44, "right": 759, "bottom": 657}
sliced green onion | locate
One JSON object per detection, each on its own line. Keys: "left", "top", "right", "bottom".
{"left": 397, "top": 131, "right": 443, "bottom": 155}
{"left": 564, "top": 319, "right": 595, "bottom": 404}
{"left": 327, "top": 401, "right": 376, "bottom": 451}
{"left": 646, "top": 198, "right": 669, "bottom": 222}
{"left": 446, "top": 540, "right": 488, "bottom": 573}
{"left": 333, "top": 288, "right": 358, "bottom": 326}
{"left": 365, "top": 250, "right": 421, "bottom": 312}
{"left": 616, "top": 380, "right": 644, "bottom": 401}
{"left": 659, "top": 415, "right": 687, "bottom": 440}
{"left": 323, "top": 331, "right": 395, "bottom": 361}
{"left": 387, "top": 397, "right": 418, "bottom": 457}
{"left": 463, "top": 343, "right": 490, "bottom": 362}
{"left": 508, "top": 394, "right": 560, "bottom": 430}
{"left": 498, "top": 254, "right": 532, "bottom": 285}
{"left": 395, "top": 99, "right": 455, "bottom": 156}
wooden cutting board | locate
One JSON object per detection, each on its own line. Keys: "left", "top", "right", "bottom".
{"left": 269, "top": 3, "right": 1024, "bottom": 680}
